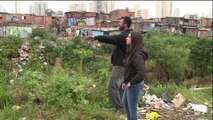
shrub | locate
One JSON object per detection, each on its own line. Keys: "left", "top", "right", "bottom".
{"left": 143, "top": 31, "right": 194, "bottom": 83}
{"left": 0, "top": 35, "right": 23, "bottom": 59}
{"left": 42, "top": 68, "right": 94, "bottom": 109}
{"left": 0, "top": 72, "right": 10, "bottom": 108}
{"left": 31, "top": 28, "right": 48, "bottom": 39}
{"left": 189, "top": 37, "right": 212, "bottom": 77}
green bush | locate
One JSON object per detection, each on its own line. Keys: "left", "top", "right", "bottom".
{"left": 0, "top": 35, "right": 23, "bottom": 59}
{"left": 31, "top": 28, "right": 48, "bottom": 39}
{"left": 0, "top": 36, "right": 23, "bottom": 72}
{"left": 0, "top": 81, "right": 10, "bottom": 109}
{"left": 189, "top": 37, "right": 212, "bottom": 77}
{"left": 42, "top": 68, "right": 94, "bottom": 109}
{"left": 144, "top": 31, "right": 189, "bottom": 83}
{"left": 99, "top": 43, "right": 113, "bottom": 55}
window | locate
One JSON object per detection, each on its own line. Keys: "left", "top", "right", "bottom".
{"left": 22, "top": 16, "right": 26, "bottom": 20}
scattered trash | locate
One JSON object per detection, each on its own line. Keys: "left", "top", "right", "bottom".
{"left": 12, "top": 105, "right": 20, "bottom": 110}
{"left": 143, "top": 84, "right": 149, "bottom": 93}
{"left": 171, "top": 93, "right": 186, "bottom": 108}
{"left": 140, "top": 109, "right": 147, "bottom": 114}
{"left": 145, "top": 111, "right": 158, "bottom": 120}
{"left": 189, "top": 87, "right": 212, "bottom": 91}
{"left": 204, "top": 102, "right": 209, "bottom": 106}
{"left": 181, "top": 104, "right": 191, "bottom": 111}
{"left": 92, "top": 84, "right": 96, "bottom": 88}
{"left": 143, "top": 93, "right": 158, "bottom": 106}
{"left": 143, "top": 93, "right": 173, "bottom": 109}
{"left": 38, "top": 43, "right": 48, "bottom": 66}
{"left": 43, "top": 62, "right": 47, "bottom": 66}
{"left": 188, "top": 103, "right": 208, "bottom": 113}
{"left": 9, "top": 79, "right": 14, "bottom": 84}
{"left": 162, "top": 91, "right": 168, "bottom": 102}
{"left": 19, "top": 117, "right": 26, "bottom": 120}
{"left": 10, "top": 42, "right": 32, "bottom": 79}
{"left": 34, "top": 36, "right": 41, "bottom": 40}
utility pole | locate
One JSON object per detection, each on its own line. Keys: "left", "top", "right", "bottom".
{"left": 15, "top": 0, "right": 17, "bottom": 13}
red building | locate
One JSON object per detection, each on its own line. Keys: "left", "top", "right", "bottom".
{"left": 198, "top": 28, "right": 210, "bottom": 37}
{"left": 0, "top": 12, "right": 7, "bottom": 23}
{"left": 65, "top": 11, "right": 96, "bottom": 19}
{"left": 110, "top": 9, "right": 134, "bottom": 19}
{"left": 199, "top": 18, "right": 212, "bottom": 28}
{"left": 34, "top": 15, "right": 52, "bottom": 27}
{"left": 0, "top": 12, "right": 52, "bottom": 27}
{"left": 64, "top": 11, "right": 97, "bottom": 27}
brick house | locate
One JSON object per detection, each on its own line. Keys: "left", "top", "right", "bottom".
{"left": 0, "top": 12, "right": 14, "bottom": 24}
{"left": 131, "top": 17, "right": 143, "bottom": 32}
{"left": 159, "top": 17, "right": 185, "bottom": 34}
{"left": 143, "top": 19, "right": 159, "bottom": 32}
{"left": 0, "top": 12, "right": 52, "bottom": 27}
{"left": 34, "top": 15, "right": 52, "bottom": 27}
{"left": 198, "top": 28, "right": 210, "bottom": 37}
{"left": 198, "top": 18, "right": 212, "bottom": 28}
{"left": 64, "top": 11, "right": 96, "bottom": 19}
{"left": 197, "top": 18, "right": 212, "bottom": 37}
{"left": 110, "top": 9, "right": 134, "bottom": 20}
{"left": 96, "top": 13, "right": 113, "bottom": 28}
{"left": 64, "top": 11, "right": 97, "bottom": 27}
{"left": 12, "top": 14, "right": 34, "bottom": 25}
{"left": 159, "top": 16, "right": 200, "bottom": 36}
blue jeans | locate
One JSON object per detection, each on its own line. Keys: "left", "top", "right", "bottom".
{"left": 122, "top": 81, "right": 144, "bottom": 120}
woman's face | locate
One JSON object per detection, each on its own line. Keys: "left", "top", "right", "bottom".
{"left": 126, "top": 33, "right": 131, "bottom": 45}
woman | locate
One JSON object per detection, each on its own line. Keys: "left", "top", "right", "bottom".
{"left": 122, "top": 31, "right": 148, "bottom": 120}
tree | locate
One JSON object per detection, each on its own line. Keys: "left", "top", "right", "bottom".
{"left": 45, "top": 9, "right": 54, "bottom": 17}
{"left": 57, "top": 10, "right": 63, "bottom": 16}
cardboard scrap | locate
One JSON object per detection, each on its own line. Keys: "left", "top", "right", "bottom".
{"left": 172, "top": 93, "right": 186, "bottom": 108}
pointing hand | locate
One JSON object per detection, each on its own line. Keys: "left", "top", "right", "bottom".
{"left": 85, "top": 36, "right": 95, "bottom": 42}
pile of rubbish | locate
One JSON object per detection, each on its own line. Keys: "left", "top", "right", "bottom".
{"left": 38, "top": 43, "right": 48, "bottom": 66}
{"left": 140, "top": 85, "right": 211, "bottom": 120}
{"left": 142, "top": 92, "right": 209, "bottom": 112}
{"left": 11, "top": 42, "right": 31, "bottom": 79}
{"left": 10, "top": 41, "right": 48, "bottom": 80}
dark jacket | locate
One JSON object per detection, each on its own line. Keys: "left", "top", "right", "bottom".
{"left": 124, "top": 49, "right": 148, "bottom": 85}
{"left": 94, "top": 29, "right": 132, "bottom": 66}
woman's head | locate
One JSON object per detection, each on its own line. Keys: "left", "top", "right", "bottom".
{"left": 125, "top": 31, "right": 144, "bottom": 68}
{"left": 126, "top": 31, "right": 143, "bottom": 48}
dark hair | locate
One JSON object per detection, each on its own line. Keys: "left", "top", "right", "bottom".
{"left": 122, "top": 16, "right": 132, "bottom": 28}
{"left": 125, "top": 31, "right": 143, "bottom": 69}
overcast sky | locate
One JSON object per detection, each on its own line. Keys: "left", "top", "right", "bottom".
{"left": 0, "top": 1, "right": 212, "bottom": 18}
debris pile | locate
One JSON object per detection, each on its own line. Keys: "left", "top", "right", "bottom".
{"left": 11, "top": 42, "right": 31, "bottom": 78}
{"left": 38, "top": 43, "right": 48, "bottom": 66}
{"left": 140, "top": 85, "right": 211, "bottom": 120}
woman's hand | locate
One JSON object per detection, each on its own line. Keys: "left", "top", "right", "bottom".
{"left": 121, "top": 83, "right": 126, "bottom": 89}
{"left": 85, "top": 36, "right": 95, "bottom": 42}
{"left": 127, "top": 82, "right": 131, "bottom": 88}
{"left": 122, "top": 82, "right": 131, "bottom": 89}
